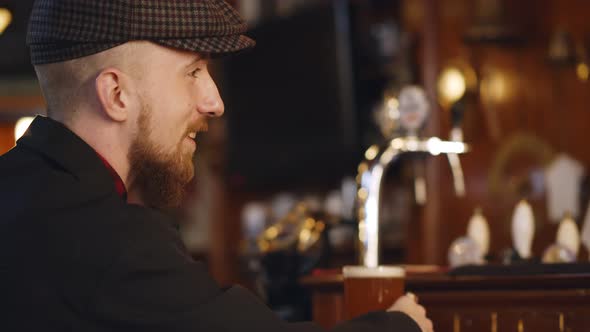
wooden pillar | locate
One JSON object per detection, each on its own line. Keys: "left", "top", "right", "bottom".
{"left": 421, "top": 0, "right": 442, "bottom": 264}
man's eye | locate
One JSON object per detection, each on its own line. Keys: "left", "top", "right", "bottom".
{"left": 189, "top": 68, "right": 201, "bottom": 78}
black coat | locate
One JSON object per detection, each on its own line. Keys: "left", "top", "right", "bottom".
{"left": 0, "top": 116, "right": 420, "bottom": 332}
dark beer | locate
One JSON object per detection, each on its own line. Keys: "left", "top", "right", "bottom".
{"left": 343, "top": 266, "right": 405, "bottom": 319}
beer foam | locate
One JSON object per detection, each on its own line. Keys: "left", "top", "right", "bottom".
{"left": 342, "top": 265, "right": 405, "bottom": 278}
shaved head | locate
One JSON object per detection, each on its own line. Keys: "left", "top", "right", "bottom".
{"left": 34, "top": 42, "right": 147, "bottom": 122}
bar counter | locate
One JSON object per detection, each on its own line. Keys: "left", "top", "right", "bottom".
{"left": 301, "top": 268, "right": 590, "bottom": 331}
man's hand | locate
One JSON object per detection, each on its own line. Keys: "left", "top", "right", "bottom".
{"left": 388, "top": 293, "right": 433, "bottom": 332}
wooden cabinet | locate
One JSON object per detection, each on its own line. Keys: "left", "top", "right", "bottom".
{"left": 301, "top": 273, "right": 590, "bottom": 331}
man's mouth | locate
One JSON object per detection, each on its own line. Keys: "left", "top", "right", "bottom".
{"left": 187, "top": 123, "right": 208, "bottom": 141}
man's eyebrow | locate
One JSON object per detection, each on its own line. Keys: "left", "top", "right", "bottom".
{"left": 183, "top": 54, "right": 210, "bottom": 69}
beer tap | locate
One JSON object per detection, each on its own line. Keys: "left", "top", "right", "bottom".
{"left": 356, "top": 86, "right": 469, "bottom": 267}
{"left": 447, "top": 97, "right": 467, "bottom": 197}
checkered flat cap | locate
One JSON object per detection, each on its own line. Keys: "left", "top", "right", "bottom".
{"left": 27, "top": 0, "right": 255, "bottom": 65}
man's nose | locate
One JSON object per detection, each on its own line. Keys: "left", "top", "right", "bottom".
{"left": 196, "top": 70, "right": 225, "bottom": 117}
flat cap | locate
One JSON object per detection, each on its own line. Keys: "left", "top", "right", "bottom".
{"left": 27, "top": 0, "right": 255, "bottom": 65}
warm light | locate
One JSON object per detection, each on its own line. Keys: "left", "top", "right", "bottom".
{"left": 437, "top": 61, "right": 477, "bottom": 108}
{"left": 386, "top": 97, "right": 399, "bottom": 110}
{"left": 357, "top": 188, "right": 368, "bottom": 201}
{"left": 577, "top": 62, "right": 589, "bottom": 82}
{"left": 426, "top": 137, "right": 467, "bottom": 155}
{"left": 298, "top": 229, "right": 311, "bottom": 244}
{"left": 379, "top": 147, "right": 396, "bottom": 165}
{"left": 414, "top": 177, "right": 426, "bottom": 205}
{"left": 364, "top": 144, "right": 379, "bottom": 161}
{"left": 405, "top": 138, "right": 419, "bottom": 151}
{"left": 358, "top": 220, "right": 366, "bottom": 242}
{"left": 480, "top": 69, "right": 511, "bottom": 103}
{"left": 14, "top": 117, "right": 34, "bottom": 142}
{"left": 357, "top": 162, "right": 368, "bottom": 174}
{"left": 264, "top": 226, "right": 279, "bottom": 239}
{"left": 0, "top": 8, "right": 12, "bottom": 35}
{"left": 438, "top": 67, "right": 466, "bottom": 106}
{"left": 391, "top": 137, "right": 404, "bottom": 150}
{"left": 386, "top": 97, "right": 400, "bottom": 120}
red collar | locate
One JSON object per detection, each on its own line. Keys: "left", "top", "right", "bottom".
{"left": 96, "top": 154, "right": 128, "bottom": 202}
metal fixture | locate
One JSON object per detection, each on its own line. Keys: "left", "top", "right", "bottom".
{"left": 356, "top": 136, "right": 468, "bottom": 267}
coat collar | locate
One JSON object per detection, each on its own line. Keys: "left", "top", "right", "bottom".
{"left": 16, "top": 115, "right": 115, "bottom": 197}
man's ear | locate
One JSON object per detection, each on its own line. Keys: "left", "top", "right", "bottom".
{"left": 95, "top": 68, "right": 132, "bottom": 122}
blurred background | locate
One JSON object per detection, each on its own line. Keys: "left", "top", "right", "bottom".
{"left": 2, "top": 0, "right": 590, "bottom": 322}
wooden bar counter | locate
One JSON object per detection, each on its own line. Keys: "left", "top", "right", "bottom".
{"left": 301, "top": 268, "right": 590, "bottom": 332}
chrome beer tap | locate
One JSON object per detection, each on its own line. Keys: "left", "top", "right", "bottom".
{"left": 356, "top": 86, "right": 468, "bottom": 267}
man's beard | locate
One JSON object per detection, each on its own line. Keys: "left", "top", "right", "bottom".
{"left": 128, "top": 104, "right": 195, "bottom": 210}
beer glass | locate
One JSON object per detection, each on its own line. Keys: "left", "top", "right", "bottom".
{"left": 342, "top": 265, "right": 406, "bottom": 319}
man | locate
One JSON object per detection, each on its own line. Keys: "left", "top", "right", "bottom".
{"left": 0, "top": 1, "right": 433, "bottom": 331}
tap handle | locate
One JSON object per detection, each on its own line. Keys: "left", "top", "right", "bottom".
{"left": 450, "top": 97, "right": 466, "bottom": 129}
